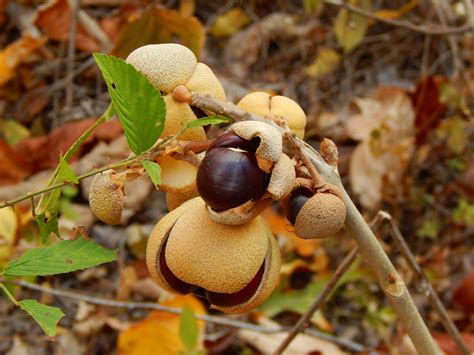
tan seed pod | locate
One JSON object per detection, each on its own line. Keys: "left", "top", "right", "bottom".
{"left": 155, "top": 153, "right": 199, "bottom": 193}
{"left": 206, "top": 198, "right": 272, "bottom": 226}
{"left": 231, "top": 121, "right": 282, "bottom": 172}
{"left": 146, "top": 197, "right": 281, "bottom": 313}
{"left": 126, "top": 44, "right": 226, "bottom": 141}
{"left": 295, "top": 192, "right": 346, "bottom": 239}
{"left": 126, "top": 44, "right": 197, "bottom": 93}
{"left": 267, "top": 153, "right": 296, "bottom": 200}
{"left": 165, "top": 188, "right": 199, "bottom": 212}
{"left": 211, "top": 228, "right": 281, "bottom": 314}
{"left": 88, "top": 170, "right": 125, "bottom": 225}
{"left": 237, "top": 92, "right": 307, "bottom": 139}
{"left": 146, "top": 197, "right": 201, "bottom": 293}
{"left": 166, "top": 198, "right": 269, "bottom": 293}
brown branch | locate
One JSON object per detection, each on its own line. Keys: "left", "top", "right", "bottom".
{"left": 325, "top": 0, "right": 471, "bottom": 35}
{"left": 65, "top": 0, "right": 80, "bottom": 110}
{"left": 384, "top": 213, "right": 470, "bottom": 355}
{"left": 190, "top": 92, "right": 441, "bottom": 354}
{"left": 276, "top": 212, "right": 387, "bottom": 353}
{"left": 5, "top": 278, "right": 367, "bottom": 352}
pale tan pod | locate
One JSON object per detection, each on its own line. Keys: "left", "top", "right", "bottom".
{"left": 185, "top": 63, "right": 226, "bottom": 101}
{"left": 165, "top": 198, "right": 269, "bottom": 293}
{"left": 267, "top": 153, "right": 296, "bottom": 200}
{"left": 237, "top": 92, "right": 272, "bottom": 118}
{"left": 126, "top": 44, "right": 197, "bottom": 93}
{"left": 165, "top": 188, "right": 199, "bottom": 211}
{"left": 88, "top": 170, "right": 124, "bottom": 225}
{"left": 231, "top": 121, "right": 282, "bottom": 168}
{"left": 155, "top": 153, "right": 199, "bottom": 193}
{"left": 295, "top": 193, "right": 346, "bottom": 239}
{"left": 206, "top": 199, "right": 272, "bottom": 226}
{"left": 146, "top": 198, "right": 202, "bottom": 292}
{"left": 270, "top": 95, "right": 307, "bottom": 139}
{"left": 212, "top": 231, "right": 281, "bottom": 314}
{"left": 162, "top": 95, "right": 207, "bottom": 141}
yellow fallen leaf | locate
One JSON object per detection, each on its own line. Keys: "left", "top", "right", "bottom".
{"left": 334, "top": 0, "right": 371, "bottom": 53}
{"left": 0, "top": 35, "right": 46, "bottom": 86}
{"left": 0, "top": 207, "right": 17, "bottom": 264}
{"left": 117, "top": 294, "right": 206, "bottom": 355}
{"left": 305, "top": 48, "right": 341, "bottom": 79}
{"left": 209, "top": 8, "right": 251, "bottom": 38}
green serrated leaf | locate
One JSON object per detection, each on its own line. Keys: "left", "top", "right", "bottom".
{"left": 94, "top": 53, "right": 166, "bottom": 155}
{"left": 58, "top": 156, "right": 79, "bottom": 184}
{"left": 334, "top": 0, "right": 371, "bottom": 53}
{"left": 179, "top": 305, "right": 198, "bottom": 353}
{"left": 141, "top": 160, "right": 161, "bottom": 185}
{"left": 186, "top": 115, "right": 232, "bottom": 129}
{"left": 19, "top": 300, "right": 64, "bottom": 336}
{"left": 4, "top": 237, "right": 117, "bottom": 276}
{"left": 35, "top": 213, "right": 59, "bottom": 244}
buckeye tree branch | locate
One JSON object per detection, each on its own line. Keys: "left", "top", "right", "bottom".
{"left": 190, "top": 92, "right": 441, "bottom": 355}
{"left": 384, "top": 212, "right": 470, "bottom": 355}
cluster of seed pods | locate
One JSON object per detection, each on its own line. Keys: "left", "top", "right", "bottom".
{"left": 87, "top": 43, "right": 347, "bottom": 314}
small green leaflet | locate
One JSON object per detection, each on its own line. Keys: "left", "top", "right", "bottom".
{"left": 179, "top": 305, "right": 199, "bottom": 353}
{"left": 141, "top": 161, "right": 161, "bottom": 185}
{"left": 19, "top": 300, "right": 64, "bottom": 336}
{"left": 4, "top": 237, "right": 117, "bottom": 276}
{"left": 93, "top": 53, "right": 166, "bottom": 155}
{"left": 58, "top": 156, "right": 78, "bottom": 184}
{"left": 35, "top": 213, "right": 59, "bottom": 244}
{"left": 185, "top": 115, "right": 232, "bottom": 129}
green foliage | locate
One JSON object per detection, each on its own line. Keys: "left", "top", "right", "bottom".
{"left": 260, "top": 259, "right": 364, "bottom": 317}
{"left": 453, "top": 198, "right": 474, "bottom": 227}
{"left": 94, "top": 53, "right": 166, "bottom": 155}
{"left": 185, "top": 115, "right": 232, "bottom": 128}
{"left": 179, "top": 305, "right": 199, "bottom": 354}
{"left": 19, "top": 300, "right": 64, "bottom": 337}
{"left": 416, "top": 219, "right": 441, "bottom": 239}
{"left": 35, "top": 213, "right": 59, "bottom": 244}
{"left": 58, "top": 156, "right": 79, "bottom": 184}
{"left": 141, "top": 160, "right": 162, "bottom": 185}
{"left": 4, "top": 237, "right": 117, "bottom": 276}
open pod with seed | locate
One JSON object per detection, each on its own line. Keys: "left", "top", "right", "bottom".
{"left": 237, "top": 92, "right": 307, "bottom": 139}
{"left": 196, "top": 121, "right": 296, "bottom": 225}
{"left": 154, "top": 152, "right": 200, "bottom": 193}
{"left": 126, "top": 43, "right": 226, "bottom": 141}
{"left": 282, "top": 183, "right": 346, "bottom": 239}
{"left": 146, "top": 198, "right": 281, "bottom": 314}
{"left": 88, "top": 170, "right": 126, "bottom": 225}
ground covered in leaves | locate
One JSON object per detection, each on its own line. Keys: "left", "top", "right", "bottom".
{"left": 0, "top": 0, "right": 473, "bottom": 354}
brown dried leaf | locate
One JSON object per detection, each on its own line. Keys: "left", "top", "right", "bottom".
{"left": 348, "top": 88, "right": 415, "bottom": 210}
{"left": 452, "top": 271, "right": 474, "bottom": 313}
{"left": 35, "top": 0, "right": 101, "bottom": 52}
{"left": 409, "top": 76, "right": 447, "bottom": 146}
{"left": 13, "top": 118, "right": 122, "bottom": 173}
{"left": 0, "top": 140, "right": 31, "bottom": 186}
{"left": 112, "top": 6, "right": 204, "bottom": 59}
{"left": 240, "top": 317, "right": 343, "bottom": 354}
{"left": 0, "top": 35, "right": 46, "bottom": 87}
{"left": 433, "top": 332, "right": 474, "bottom": 355}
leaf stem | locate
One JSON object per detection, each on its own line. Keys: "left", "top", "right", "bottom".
{"left": 0, "top": 282, "right": 19, "bottom": 306}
